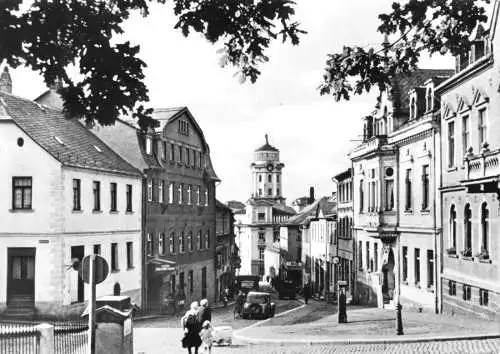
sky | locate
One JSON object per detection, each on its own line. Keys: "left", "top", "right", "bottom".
{"left": 9, "top": 0, "right": 454, "bottom": 204}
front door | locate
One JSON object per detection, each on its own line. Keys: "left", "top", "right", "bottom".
{"left": 70, "top": 246, "right": 85, "bottom": 303}
{"left": 7, "top": 248, "right": 36, "bottom": 304}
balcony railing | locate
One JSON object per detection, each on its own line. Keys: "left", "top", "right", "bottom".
{"left": 350, "top": 136, "right": 388, "bottom": 159}
{"left": 464, "top": 146, "right": 500, "bottom": 181}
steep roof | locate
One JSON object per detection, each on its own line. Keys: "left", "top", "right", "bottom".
{"left": 0, "top": 91, "right": 141, "bottom": 177}
{"left": 389, "top": 69, "right": 455, "bottom": 114}
{"left": 333, "top": 168, "right": 352, "bottom": 182}
{"left": 286, "top": 196, "right": 336, "bottom": 225}
{"left": 272, "top": 204, "right": 296, "bottom": 215}
{"left": 255, "top": 142, "right": 279, "bottom": 152}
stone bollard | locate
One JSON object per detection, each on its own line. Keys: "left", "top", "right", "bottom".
{"left": 35, "top": 323, "right": 54, "bottom": 354}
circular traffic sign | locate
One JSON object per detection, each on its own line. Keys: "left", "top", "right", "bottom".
{"left": 79, "top": 255, "right": 109, "bottom": 284}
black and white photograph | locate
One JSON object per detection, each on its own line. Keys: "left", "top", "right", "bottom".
{"left": 0, "top": 1, "right": 499, "bottom": 353}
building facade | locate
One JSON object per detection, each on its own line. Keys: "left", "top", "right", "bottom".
{"left": 350, "top": 69, "right": 453, "bottom": 310}
{"left": 94, "top": 107, "right": 219, "bottom": 312}
{"left": 436, "top": 3, "right": 500, "bottom": 321}
{"left": 0, "top": 79, "right": 142, "bottom": 318}
{"left": 235, "top": 137, "right": 295, "bottom": 277}
{"left": 333, "top": 168, "right": 354, "bottom": 300}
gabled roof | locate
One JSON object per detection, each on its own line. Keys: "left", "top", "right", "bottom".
{"left": 272, "top": 204, "right": 296, "bottom": 216}
{"left": 285, "top": 196, "right": 335, "bottom": 226}
{"left": 0, "top": 91, "right": 141, "bottom": 177}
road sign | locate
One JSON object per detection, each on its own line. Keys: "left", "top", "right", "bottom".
{"left": 332, "top": 256, "right": 340, "bottom": 265}
{"left": 79, "top": 255, "right": 109, "bottom": 284}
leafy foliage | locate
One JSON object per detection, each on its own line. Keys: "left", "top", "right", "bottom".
{"left": 0, "top": 0, "right": 304, "bottom": 127}
{"left": 319, "top": 0, "right": 491, "bottom": 101}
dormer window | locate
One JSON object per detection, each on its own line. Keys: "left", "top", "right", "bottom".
{"left": 178, "top": 119, "right": 189, "bottom": 135}
{"left": 145, "top": 136, "right": 152, "bottom": 155}
{"left": 426, "top": 88, "right": 433, "bottom": 112}
{"left": 410, "top": 97, "right": 417, "bottom": 119}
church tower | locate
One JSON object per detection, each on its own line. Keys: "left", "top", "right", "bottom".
{"left": 250, "top": 135, "right": 285, "bottom": 204}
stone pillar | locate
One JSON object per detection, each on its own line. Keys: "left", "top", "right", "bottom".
{"left": 35, "top": 323, "right": 54, "bottom": 354}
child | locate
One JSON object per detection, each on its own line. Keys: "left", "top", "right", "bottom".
{"left": 199, "top": 320, "right": 213, "bottom": 354}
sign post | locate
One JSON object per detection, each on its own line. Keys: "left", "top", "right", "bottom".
{"left": 88, "top": 254, "right": 96, "bottom": 354}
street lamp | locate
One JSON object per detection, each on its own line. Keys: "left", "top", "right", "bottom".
{"left": 396, "top": 234, "right": 404, "bottom": 335}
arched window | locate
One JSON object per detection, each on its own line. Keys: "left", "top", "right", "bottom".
{"left": 481, "top": 202, "right": 489, "bottom": 253}
{"left": 426, "top": 88, "right": 433, "bottom": 111}
{"left": 450, "top": 205, "right": 457, "bottom": 250}
{"left": 464, "top": 204, "right": 472, "bottom": 253}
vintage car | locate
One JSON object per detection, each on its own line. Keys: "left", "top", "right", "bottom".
{"left": 241, "top": 291, "right": 276, "bottom": 320}
{"left": 232, "top": 275, "right": 260, "bottom": 296}
{"left": 275, "top": 279, "right": 296, "bottom": 300}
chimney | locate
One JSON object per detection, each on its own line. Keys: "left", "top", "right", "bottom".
{"left": 309, "top": 187, "right": 315, "bottom": 204}
{"left": 0, "top": 67, "right": 12, "bottom": 94}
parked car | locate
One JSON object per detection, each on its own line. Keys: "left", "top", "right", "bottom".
{"left": 275, "top": 279, "right": 296, "bottom": 300}
{"left": 233, "top": 275, "right": 260, "bottom": 295}
{"left": 241, "top": 291, "right": 276, "bottom": 320}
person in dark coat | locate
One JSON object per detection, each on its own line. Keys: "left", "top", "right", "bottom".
{"left": 303, "top": 283, "right": 311, "bottom": 304}
{"left": 182, "top": 302, "right": 202, "bottom": 354}
{"left": 197, "top": 299, "right": 212, "bottom": 324}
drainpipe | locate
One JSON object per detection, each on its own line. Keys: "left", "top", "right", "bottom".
{"left": 141, "top": 175, "right": 148, "bottom": 312}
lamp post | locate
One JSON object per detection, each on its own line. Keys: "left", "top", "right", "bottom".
{"left": 396, "top": 235, "right": 404, "bottom": 335}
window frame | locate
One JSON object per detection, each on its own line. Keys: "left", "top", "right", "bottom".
{"left": 126, "top": 241, "right": 134, "bottom": 269}
{"left": 448, "top": 121, "right": 455, "bottom": 168}
{"left": 111, "top": 243, "right": 119, "bottom": 271}
{"left": 72, "top": 178, "right": 81, "bottom": 211}
{"left": 421, "top": 165, "right": 430, "bottom": 211}
{"left": 92, "top": 181, "right": 101, "bottom": 212}
{"left": 126, "top": 184, "right": 133, "bottom": 212}
{"left": 110, "top": 182, "right": 118, "bottom": 212}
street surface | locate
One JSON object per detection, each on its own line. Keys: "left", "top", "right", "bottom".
{"left": 134, "top": 300, "right": 500, "bottom": 354}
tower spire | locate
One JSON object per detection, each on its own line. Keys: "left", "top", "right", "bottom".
{"left": 265, "top": 133, "right": 269, "bottom": 145}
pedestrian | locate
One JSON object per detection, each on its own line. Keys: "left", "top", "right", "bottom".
{"left": 303, "top": 283, "right": 311, "bottom": 305}
{"left": 199, "top": 320, "right": 214, "bottom": 354}
{"left": 182, "top": 301, "right": 202, "bottom": 354}
{"left": 197, "top": 299, "right": 212, "bottom": 324}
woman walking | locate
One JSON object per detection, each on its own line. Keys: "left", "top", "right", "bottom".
{"left": 182, "top": 302, "right": 202, "bottom": 354}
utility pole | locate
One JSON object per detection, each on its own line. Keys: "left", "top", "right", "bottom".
{"left": 88, "top": 254, "right": 96, "bottom": 354}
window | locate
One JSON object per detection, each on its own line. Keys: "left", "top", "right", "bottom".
{"left": 204, "top": 188, "right": 209, "bottom": 206}
{"left": 178, "top": 183, "right": 183, "bottom": 204}
{"left": 178, "top": 145, "right": 183, "bottom": 162}
{"left": 197, "top": 231, "right": 202, "bottom": 249}
{"left": 462, "top": 115, "right": 469, "bottom": 157}
{"left": 193, "top": 149, "right": 197, "bottom": 167}
{"left": 267, "top": 188, "right": 272, "bottom": 196}
{"left": 188, "top": 231, "right": 193, "bottom": 251}
{"left": 126, "top": 242, "right": 133, "bottom": 269}
{"left": 277, "top": 188, "right": 280, "bottom": 195}
{"left": 93, "top": 244, "right": 101, "bottom": 255}
{"left": 358, "top": 241, "right": 363, "bottom": 270}
{"left": 402, "top": 169, "right": 411, "bottom": 211}
{"left": 462, "top": 284, "right": 471, "bottom": 301}
{"left": 201, "top": 267, "right": 207, "bottom": 298}
{"left": 464, "top": 204, "right": 472, "bottom": 252}
{"left": 170, "top": 274, "right": 176, "bottom": 295}
{"left": 179, "top": 272, "right": 185, "bottom": 293}
{"left": 147, "top": 233, "right": 153, "bottom": 256}
{"left": 188, "top": 270, "right": 194, "bottom": 294}
{"left": 147, "top": 180, "right": 153, "bottom": 202}
{"left": 366, "top": 242, "right": 370, "bottom": 272}
{"left": 374, "top": 243, "right": 378, "bottom": 272}
{"left": 258, "top": 247, "right": 265, "bottom": 260}
{"left": 159, "top": 180, "right": 164, "bottom": 203}
{"left": 258, "top": 188, "right": 262, "bottom": 196}
{"left": 145, "top": 136, "right": 152, "bottom": 154}
{"left": 426, "top": 88, "right": 432, "bottom": 111}
{"left": 427, "top": 250, "right": 434, "bottom": 288}
{"left": 277, "top": 175, "right": 280, "bottom": 183}
{"left": 196, "top": 186, "right": 201, "bottom": 205}
{"left": 359, "top": 179, "right": 364, "bottom": 212}
{"left": 179, "top": 119, "right": 189, "bottom": 135}
{"left": 180, "top": 232, "right": 186, "bottom": 253}
{"left": 162, "top": 141, "right": 167, "bottom": 160}
{"left": 448, "top": 280, "right": 456, "bottom": 296}
{"left": 110, "top": 182, "right": 117, "bottom": 211}
{"left": 448, "top": 121, "right": 455, "bottom": 167}
{"left": 169, "top": 233, "right": 175, "bottom": 254}
{"left": 159, "top": 233, "right": 166, "bottom": 255}
{"left": 267, "top": 174, "right": 272, "bottom": 182}
{"left": 385, "top": 179, "right": 394, "bottom": 211}
{"left": 258, "top": 213, "right": 265, "bottom": 222}
{"left": 258, "top": 232, "right": 265, "bottom": 243}
{"left": 126, "top": 184, "right": 133, "bottom": 212}
{"left": 481, "top": 203, "right": 489, "bottom": 253}
{"left": 111, "top": 243, "right": 119, "bottom": 271}
{"left": 186, "top": 147, "right": 190, "bottom": 165}
{"left": 258, "top": 175, "right": 262, "bottom": 182}
{"left": 187, "top": 185, "right": 192, "bottom": 205}
{"left": 402, "top": 246, "right": 408, "bottom": 282}
{"left": 170, "top": 143, "right": 175, "bottom": 161}
{"left": 449, "top": 205, "right": 457, "bottom": 250}
{"left": 72, "top": 179, "right": 81, "bottom": 211}
{"left": 421, "top": 165, "right": 430, "bottom": 210}
{"left": 414, "top": 248, "right": 421, "bottom": 285}
{"left": 169, "top": 182, "right": 174, "bottom": 204}
{"left": 92, "top": 181, "right": 101, "bottom": 211}
{"left": 478, "top": 108, "right": 487, "bottom": 147}
{"left": 205, "top": 230, "right": 210, "bottom": 249}
{"left": 410, "top": 97, "right": 417, "bottom": 119}
{"left": 198, "top": 152, "right": 202, "bottom": 168}
{"left": 479, "top": 289, "right": 489, "bottom": 307}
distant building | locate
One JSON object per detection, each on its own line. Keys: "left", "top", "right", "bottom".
{"left": 436, "top": 3, "right": 500, "bottom": 321}
{"left": 332, "top": 168, "right": 354, "bottom": 300}
{"left": 0, "top": 78, "right": 142, "bottom": 318}
{"left": 235, "top": 136, "right": 295, "bottom": 277}
{"left": 93, "top": 107, "right": 219, "bottom": 312}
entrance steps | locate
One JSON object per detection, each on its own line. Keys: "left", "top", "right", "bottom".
{"left": 3, "top": 295, "right": 35, "bottom": 319}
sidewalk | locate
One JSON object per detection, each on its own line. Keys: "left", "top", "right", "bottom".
{"left": 234, "top": 301, "right": 500, "bottom": 345}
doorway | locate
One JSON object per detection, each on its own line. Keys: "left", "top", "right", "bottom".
{"left": 71, "top": 246, "right": 85, "bottom": 303}
{"left": 381, "top": 248, "right": 395, "bottom": 303}
{"left": 7, "top": 248, "right": 36, "bottom": 306}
